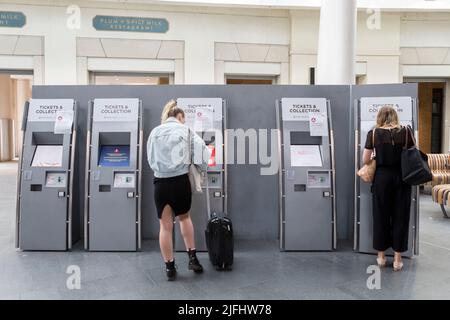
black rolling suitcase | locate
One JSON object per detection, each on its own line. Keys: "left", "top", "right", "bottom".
{"left": 204, "top": 177, "right": 233, "bottom": 270}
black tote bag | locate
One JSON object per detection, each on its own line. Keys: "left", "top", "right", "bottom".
{"left": 401, "top": 126, "right": 432, "bottom": 185}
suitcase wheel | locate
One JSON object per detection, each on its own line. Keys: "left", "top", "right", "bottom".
{"left": 224, "top": 264, "right": 233, "bottom": 271}
{"left": 215, "top": 263, "right": 233, "bottom": 271}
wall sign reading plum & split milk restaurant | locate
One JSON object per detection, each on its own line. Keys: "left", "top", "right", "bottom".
{"left": 0, "top": 11, "right": 26, "bottom": 28}
{"left": 93, "top": 15, "right": 169, "bottom": 33}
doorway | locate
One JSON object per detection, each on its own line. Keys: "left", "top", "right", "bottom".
{"left": 0, "top": 71, "right": 33, "bottom": 161}
{"left": 89, "top": 72, "right": 172, "bottom": 85}
{"left": 226, "top": 76, "right": 275, "bottom": 85}
{"left": 403, "top": 80, "right": 447, "bottom": 154}
{"left": 417, "top": 82, "right": 445, "bottom": 154}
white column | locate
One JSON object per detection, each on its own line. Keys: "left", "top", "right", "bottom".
{"left": 184, "top": 39, "right": 215, "bottom": 84}
{"left": 316, "top": 0, "right": 357, "bottom": 85}
{"left": 214, "top": 60, "right": 225, "bottom": 84}
{"left": 44, "top": 7, "right": 77, "bottom": 85}
{"left": 33, "top": 56, "right": 45, "bottom": 85}
{"left": 174, "top": 59, "right": 185, "bottom": 84}
{"left": 76, "top": 57, "right": 89, "bottom": 85}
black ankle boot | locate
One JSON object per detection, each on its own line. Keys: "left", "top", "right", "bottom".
{"left": 188, "top": 249, "right": 203, "bottom": 273}
{"left": 165, "top": 260, "right": 177, "bottom": 281}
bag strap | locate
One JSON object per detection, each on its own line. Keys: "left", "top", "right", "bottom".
{"left": 188, "top": 127, "right": 194, "bottom": 165}
{"left": 372, "top": 127, "right": 375, "bottom": 147}
{"left": 404, "top": 125, "right": 416, "bottom": 149}
{"left": 371, "top": 127, "right": 376, "bottom": 156}
{"left": 404, "top": 125, "right": 408, "bottom": 149}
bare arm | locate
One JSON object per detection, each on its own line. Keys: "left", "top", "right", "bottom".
{"left": 362, "top": 148, "right": 373, "bottom": 165}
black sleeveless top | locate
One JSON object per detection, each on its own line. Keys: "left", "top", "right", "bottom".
{"left": 364, "top": 126, "right": 415, "bottom": 168}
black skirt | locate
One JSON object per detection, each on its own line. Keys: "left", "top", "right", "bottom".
{"left": 153, "top": 173, "right": 192, "bottom": 219}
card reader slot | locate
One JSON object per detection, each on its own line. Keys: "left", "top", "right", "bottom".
{"left": 99, "top": 185, "right": 111, "bottom": 192}
{"left": 30, "top": 184, "right": 42, "bottom": 191}
{"left": 294, "top": 184, "right": 306, "bottom": 192}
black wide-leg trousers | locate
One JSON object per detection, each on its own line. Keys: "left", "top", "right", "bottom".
{"left": 372, "top": 166, "right": 412, "bottom": 252}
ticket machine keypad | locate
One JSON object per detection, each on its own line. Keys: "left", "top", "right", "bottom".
{"left": 45, "top": 172, "right": 67, "bottom": 187}
{"left": 307, "top": 171, "right": 331, "bottom": 188}
{"left": 206, "top": 172, "right": 222, "bottom": 188}
{"left": 113, "top": 173, "right": 135, "bottom": 188}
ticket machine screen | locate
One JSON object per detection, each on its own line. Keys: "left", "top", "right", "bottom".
{"left": 31, "top": 145, "right": 63, "bottom": 167}
{"left": 98, "top": 145, "right": 130, "bottom": 167}
{"left": 290, "top": 145, "right": 323, "bottom": 167}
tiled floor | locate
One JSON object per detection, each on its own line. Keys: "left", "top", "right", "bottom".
{"left": 1, "top": 161, "right": 449, "bottom": 299}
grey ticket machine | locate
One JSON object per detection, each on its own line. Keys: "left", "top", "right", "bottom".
{"left": 174, "top": 98, "right": 227, "bottom": 252}
{"left": 277, "top": 98, "right": 336, "bottom": 251}
{"left": 354, "top": 96, "right": 419, "bottom": 256}
{"left": 16, "top": 99, "right": 78, "bottom": 250}
{"left": 85, "top": 98, "right": 142, "bottom": 251}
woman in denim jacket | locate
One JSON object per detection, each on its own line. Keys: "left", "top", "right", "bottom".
{"left": 147, "top": 100, "right": 210, "bottom": 281}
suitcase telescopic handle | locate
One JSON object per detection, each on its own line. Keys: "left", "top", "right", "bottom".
{"left": 205, "top": 170, "right": 212, "bottom": 219}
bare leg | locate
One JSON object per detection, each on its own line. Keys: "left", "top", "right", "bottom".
{"left": 178, "top": 213, "right": 196, "bottom": 250}
{"left": 393, "top": 251, "right": 402, "bottom": 264}
{"left": 178, "top": 213, "right": 203, "bottom": 273}
{"left": 377, "top": 251, "right": 386, "bottom": 267}
{"left": 393, "top": 251, "right": 404, "bottom": 271}
{"left": 159, "top": 205, "right": 174, "bottom": 262}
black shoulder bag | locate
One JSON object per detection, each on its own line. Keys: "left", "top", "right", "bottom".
{"left": 401, "top": 126, "right": 432, "bottom": 185}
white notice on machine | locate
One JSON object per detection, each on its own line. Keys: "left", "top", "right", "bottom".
{"left": 194, "top": 106, "right": 213, "bottom": 131}
{"left": 54, "top": 110, "right": 74, "bottom": 134}
{"left": 309, "top": 112, "right": 328, "bottom": 136}
{"left": 290, "top": 145, "right": 323, "bottom": 167}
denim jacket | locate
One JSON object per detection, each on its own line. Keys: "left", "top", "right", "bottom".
{"left": 147, "top": 117, "right": 211, "bottom": 178}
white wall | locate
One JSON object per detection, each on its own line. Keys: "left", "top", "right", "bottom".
{"left": 290, "top": 10, "right": 319, "bottom": 84}
{"left": 0, "top": 1, "right": 290, "bottom": 84}
{"left": 290, "top": 11, "right": 402, "bottom": 84}
{"left": 0, "top": 2, "right": 449, "bottom": 86}
{"left": 401, "top": 13, "right": 450, "bottom": 48}
{"left": 356, "top": 13, "right": 401, "bottom": 83}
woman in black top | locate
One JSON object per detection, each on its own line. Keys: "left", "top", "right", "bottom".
{"left": 363, "top": 106, "right": 414, "bottom": 271}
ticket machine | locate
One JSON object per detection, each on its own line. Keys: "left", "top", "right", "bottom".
{"left": 354, "top": 96, "right": 419, "bottom": 256}
{"left": 276, "top": 98, "right": 336, "bottom": 251}
{"left": 174, "top": 98, "right": 227, "bottom": 251}
{"left": 85, "top": 98, "right": 142, "bottom": 251}
{"left": 16, "top": 99, "right": 78, "bottom": 250}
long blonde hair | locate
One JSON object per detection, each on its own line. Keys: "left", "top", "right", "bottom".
{"left": 376, "top": 105, "right": 400, "bottom": 128}
{"left": 161, "top": 99, "right": 185, "bottom": 124}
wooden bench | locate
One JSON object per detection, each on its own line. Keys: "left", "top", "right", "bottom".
{"left": 432, "top": 184, "right": 450, "bottom": 218}
{"left": 427, "top": 154, "right": 450, "bottom": 187}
